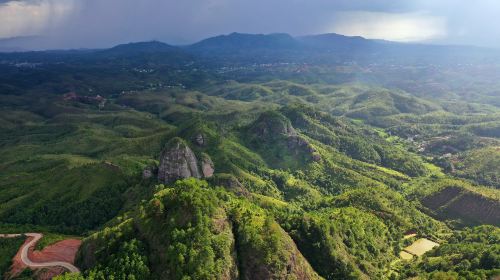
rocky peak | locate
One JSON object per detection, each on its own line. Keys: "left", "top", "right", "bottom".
{"left": 249, "top": 112, "right": 321, "bottom": 163}
{"left": 250, "top": 111, "right": 297, "bottom": 140}
{"left": 158, "top": 137, "right": 201, "bottom": 183}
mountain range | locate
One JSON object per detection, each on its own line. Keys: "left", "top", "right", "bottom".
{"left": 0, "top": 31, "right": 499, "bottom": 280}
{"left": 2, "top": 32, "right": 498, "bottom": 64}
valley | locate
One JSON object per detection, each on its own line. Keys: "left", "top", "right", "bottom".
{"left": 0, "top": 33, "right": 499, "bottom": 280}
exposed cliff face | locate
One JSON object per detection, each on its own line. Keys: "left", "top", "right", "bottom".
{"left": 208, "top": 173, "right": 250, "bottom": 197}
{"left": 158, "top": 137, "right": 201, "bottom": 183}
{"left": 200, "top": 153, "right": 215, "bottom": 178}
{"left": 247, "top": 112, "right": 321, "bottom": 168}
{"left": 158, "top": 138, "right": 216, "bottom": 184}
{"left": 287, "top": 135, "right": 321, "bottom": 161}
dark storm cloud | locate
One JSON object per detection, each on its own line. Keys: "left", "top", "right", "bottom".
{"left": 0, "top": 0, "right": 499, "bottom": 49}
{"left": 44, "top": 0, "right": 430, "bottom": 47}
{"left": 0, "top": 0, "right": 41, "bottom": 4}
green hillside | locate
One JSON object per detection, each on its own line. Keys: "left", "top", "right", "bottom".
{"left": 0, "top": 41, "right": 499, "bottom": 280}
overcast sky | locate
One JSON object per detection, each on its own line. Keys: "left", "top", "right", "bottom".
{"left": 0, "top": 0, "right": 499, "bottom": 49}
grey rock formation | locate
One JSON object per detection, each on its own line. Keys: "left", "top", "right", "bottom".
{"left": 142, "top": 169, "right": 153, "bottom": 179}
{"left": 251, "top": 111, "right": 298, "bottom": 140}
{"left": 209, "top": 174, "right": 250, "bottom": 197}
{"left": 194, "top": 133, "right": 205, "bottom": 146}
{"left": 158, "top": 138, "right": 201, "bottom": 183}
{"left": 287, "top": 134, "right": 321, "bottom": 161}
{"left": 250, "top": 111, "right": 321, "bottom": 162}
{"left": 200, "top": 153, "right": 215, "bottom": 178}
{"left": 142, "top": 166, "right": 157, "bottom": 179}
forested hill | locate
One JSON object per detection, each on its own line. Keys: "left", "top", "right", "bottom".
{"left": 0, "top": 34, "right": 499, "bottom": 279}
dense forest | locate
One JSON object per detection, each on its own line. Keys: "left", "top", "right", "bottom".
{"left": 0, "top": 33, "right": 499, "bottom": 279}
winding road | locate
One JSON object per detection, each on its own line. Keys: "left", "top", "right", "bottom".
{"left": 0, "top": 233, "right": 80, "bottom": 273}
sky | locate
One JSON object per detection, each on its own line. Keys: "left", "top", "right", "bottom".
{"left": 0, "top": 0, "right": 499, "bottom": 49}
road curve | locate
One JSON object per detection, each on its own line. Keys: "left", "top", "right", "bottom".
{"left": 0, "top": 233, "right": 80, "bottom": 273}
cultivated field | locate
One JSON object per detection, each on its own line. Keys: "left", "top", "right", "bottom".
{"left": 404, "top": 238, "right": 439, "bottom": 257}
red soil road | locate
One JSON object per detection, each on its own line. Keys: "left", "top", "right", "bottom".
{"left": 5, "top": 233, "right": 81, "bottom": 280}
{"left": 29, "top": 237, "right": 81, "bottom": 265}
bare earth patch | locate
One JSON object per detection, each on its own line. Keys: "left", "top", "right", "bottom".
{"left": 399, "top": 251, "right": 414, "bottom": 260}
{"left": 404, "top": 238, "right": 439, "bottom": 257}
{"left": 29, "top": 239, "right": 81, "bottom": 264}
{"left": 8, "top": 237, "right": 81, "bottom": 280}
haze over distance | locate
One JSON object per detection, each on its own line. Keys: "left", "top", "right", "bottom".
{"left": 1, "top": 0, "right": 500, "bottom": 50}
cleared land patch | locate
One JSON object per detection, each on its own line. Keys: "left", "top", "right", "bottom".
{"left": 403, "top": 238, "right": 439, "bottom": 257}
{"left": 399, "top": 251, "right": 414, "bottom": 260}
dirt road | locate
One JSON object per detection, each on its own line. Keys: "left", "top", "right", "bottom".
{"left": 0, "top": 233, "right": 80, "bottom": 273}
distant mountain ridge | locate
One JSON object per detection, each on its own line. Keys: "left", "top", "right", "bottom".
{"left": 187, "top": 32, "right": 300, "bottom": 53}
{"left": 103, "top": 41, "right": 179, "bottom": 55}
{"left": 297, "top": 33, "right": 378, "bottom": 52}
{"left": 186, "top": 32, "right": 496, "bottom": 58}
{"left": 1, "top": 32, "right": 490, "bottom": 54}
{"left": 1, "top": 32, "right": 499, "bottom": 66}
{"left": 0, "top": 36, "right": 45, "bottom": 52}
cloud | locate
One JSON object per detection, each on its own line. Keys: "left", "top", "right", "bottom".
{"left": 329, "top": 11, "right": 447, "bottom": 42}
{"left": 0, "top": 0, "right": 77, "bottom": 38}
{"left": 0, "top": 0, "right": 498, "bottom": 49}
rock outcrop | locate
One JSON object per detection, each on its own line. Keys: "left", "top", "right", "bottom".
{"left": 158, "top": 138, "right": 202, "bottom": 183}
{"left": 209, "top": 174, "right": 250, "bottom": 197}
{"left": 194, "top": 133, "right": 206, "bottom": 146}
{"left": 158, "top": 137, "right": 216, "bottom": 184}
{"left": 142, "top": 169, "right": 153, "bottom": 179}
{"left": 200, "top": 153, "right": 215, "bottom": 178}
{"left": 142, "top": 166, "right": 157, "bottom": 179}
{"left": 250, "top": 111, "right": 298, "bottom": 140}
{"left": 249, "top": 111, "right": 321, "bottom": 164}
